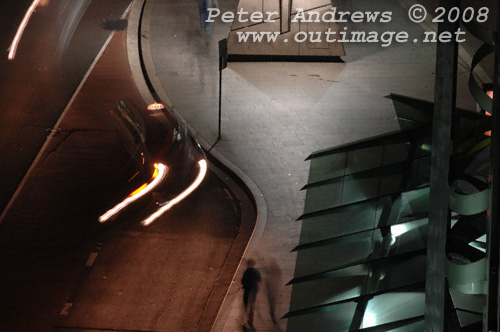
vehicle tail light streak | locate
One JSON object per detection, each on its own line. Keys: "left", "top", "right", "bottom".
{"left": 141, "top": 159, "right": 208, "bottom": 226}
{"left": 99, "top": 159, "right": 208, "bottom": 226}
{"left": 8, "top": 0, "right": 41, "bottom": 60}
{"left": 99, "top": 163, "right": 168, "bottom": 223}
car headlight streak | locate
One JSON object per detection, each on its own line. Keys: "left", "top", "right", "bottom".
{"left": 141, "top": 159, "right": 207, "bottom": 226}
{"left": 8, "top": 0, "right": 41, "bottom": 60}
{"left": 99, "top": 163, "right": 167, "bottom": 223}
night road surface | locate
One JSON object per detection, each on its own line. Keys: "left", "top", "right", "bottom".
{"left": 0, "top": 0, "right": 132, "bottom": 214}
{"left": 0, "top": 2, "right": 253, "bottom": 331}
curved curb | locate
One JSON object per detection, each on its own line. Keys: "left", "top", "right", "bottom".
{"left": 126, "top": 0, "right": 269, "bottom": 330}
{"left": 126, "top": 0, "right": 155, "bottom": 106}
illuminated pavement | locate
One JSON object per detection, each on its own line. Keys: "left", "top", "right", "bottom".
{"left": 138, "top": 0, "right": 491, "bottom": 331}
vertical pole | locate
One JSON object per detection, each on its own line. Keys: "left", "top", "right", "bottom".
{"left": 279, "top": 0, "right": 292, "bottom": 34}
{"left": 218, "top": 56, "right": 222, "bottom": 141}
{"left": 424, "top": 0, "right": 459, "bottom": 331}
{"left": 218, "top": 39, "right": 228, "bottom": 142}
{"left": 486, "top": 9, "right": 500, "bottom": 332}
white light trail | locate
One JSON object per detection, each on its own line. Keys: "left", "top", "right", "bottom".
{"left": 99, "top": 163, "right": 168, "bottom": 223}
{"left": 141, "top": 159, "right": 208, "bottom": 226}
{"left": 8, "top": 0, "right": 41, "bottom": 60}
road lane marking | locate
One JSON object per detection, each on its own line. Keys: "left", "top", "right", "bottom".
{"left": 53, "top": 326, "right": 157, "bottom": 332}
{"left": 59, "top": 302, "right": 72, "bottom": 316}
{"left": 85, "top": 252, "right": 99, "bottom": 267}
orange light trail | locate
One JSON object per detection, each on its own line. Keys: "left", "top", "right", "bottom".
{"left": 141, "top": 159, "right": 208, "bottom": 226}
{"left": 99, "top": 163, "right": 167, "bottom": 223}
{"left": 129, "top": 183, "right": 148, "bottom": 197}
{"left": 8, "top": 0, "right": 41, "bottom": 60}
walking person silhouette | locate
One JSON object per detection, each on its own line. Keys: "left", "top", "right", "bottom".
{"left": 241, "top": 258, "right": 261, "bottom": 331}
{"left": 198, "top": 0, "right": 218, "bottom": 30}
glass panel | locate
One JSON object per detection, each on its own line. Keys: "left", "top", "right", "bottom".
{"left": 378, "top": 164, "right": 407, "bottom": 196}
{"left": 306, "top": 128, "right": 431, "bottom": 183}
{"left": 340, "top": 159, "right": 430, "bottom": 207}
{"left": 289, "top": 125, "right": 433, "bottom": 332}
{"left": 463, "top": 146, "right": 490, "bottom": 180}
{"left": 378, "top": 159, "right": 429, "bottom": 196}
{"left": 299, "top": 188, "right": 429, "bottom": 247}
{"left": 286, "top": 302, "right": 356, "bottom": 332}
{"left": 384, "top": 187, "right": 429, "bottom": 225}
{"left": 381, "top": 133, "right": 430, "bottom": 166}
{"left": 289, "top": 272, "right": 367, "bottom": 311}
{"left": 308, "top": 152, "right": 347, "bottom": 184}
{"left": 303, "top": 180, "right": 344, "bottom": 214}
{"left": 290, "top": 268, "right": 426, "bottom": 328}
{"left": 387, "top": 218, "right": 428, "bottom": 256}
{"left": 365, "top": 255, "right": 426, "bottom": 293}
{"left": 292, "top": 219, "right": 428, "bottom": 286}
{"left": 341, "top": 174, "right": 380, "bottom": 205}
{"left": 304, "top": 158, "right": 430, "bottom": 216}
{"left": 345, "top": 146, "right": 384, "bottom": 175}
{"left": 449, "top": 288, "right": 484, "bottom": 313}
{"left": 298, "top": 200, "right": 380, "bottom": 245}
{"left": 385, "top": 320, "right": 425, "bottom": 332}
{"left": 382, "top": 142, "right": 413, "bottom": 166}
{"left": 456, "top": 310, "right": 482, "bottom": 328}
{"left": 294, "top": 231, "right": 382, "bottom": 278}
{"left": 361, "top": 290, "right": 425, "bottom": 328}
{"left": 416, "top": 156, "right": 431, "bottom": 186}
{"left": 291, "top": 254, "right": 426, "bottom": 313}
{"left": 450, "top": 288, "right": 484, "bottom": 326}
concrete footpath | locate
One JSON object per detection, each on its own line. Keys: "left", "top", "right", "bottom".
{"left": 131, "top": 0, "right": 490, "bottom": 331}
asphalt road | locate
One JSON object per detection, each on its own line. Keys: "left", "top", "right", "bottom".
{"left": 0, "top": 2, "right": 252, "bottom": 331}
{"left": 0, "top": 0, "right": 133, "bottom": 214}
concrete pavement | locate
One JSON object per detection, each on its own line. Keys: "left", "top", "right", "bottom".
{"left": 132, "top": 0, "right": 491, "bottom": 331}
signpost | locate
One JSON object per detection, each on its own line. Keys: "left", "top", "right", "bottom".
{"left": 218, "top": 38, "right": 228, "bottom": 141}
